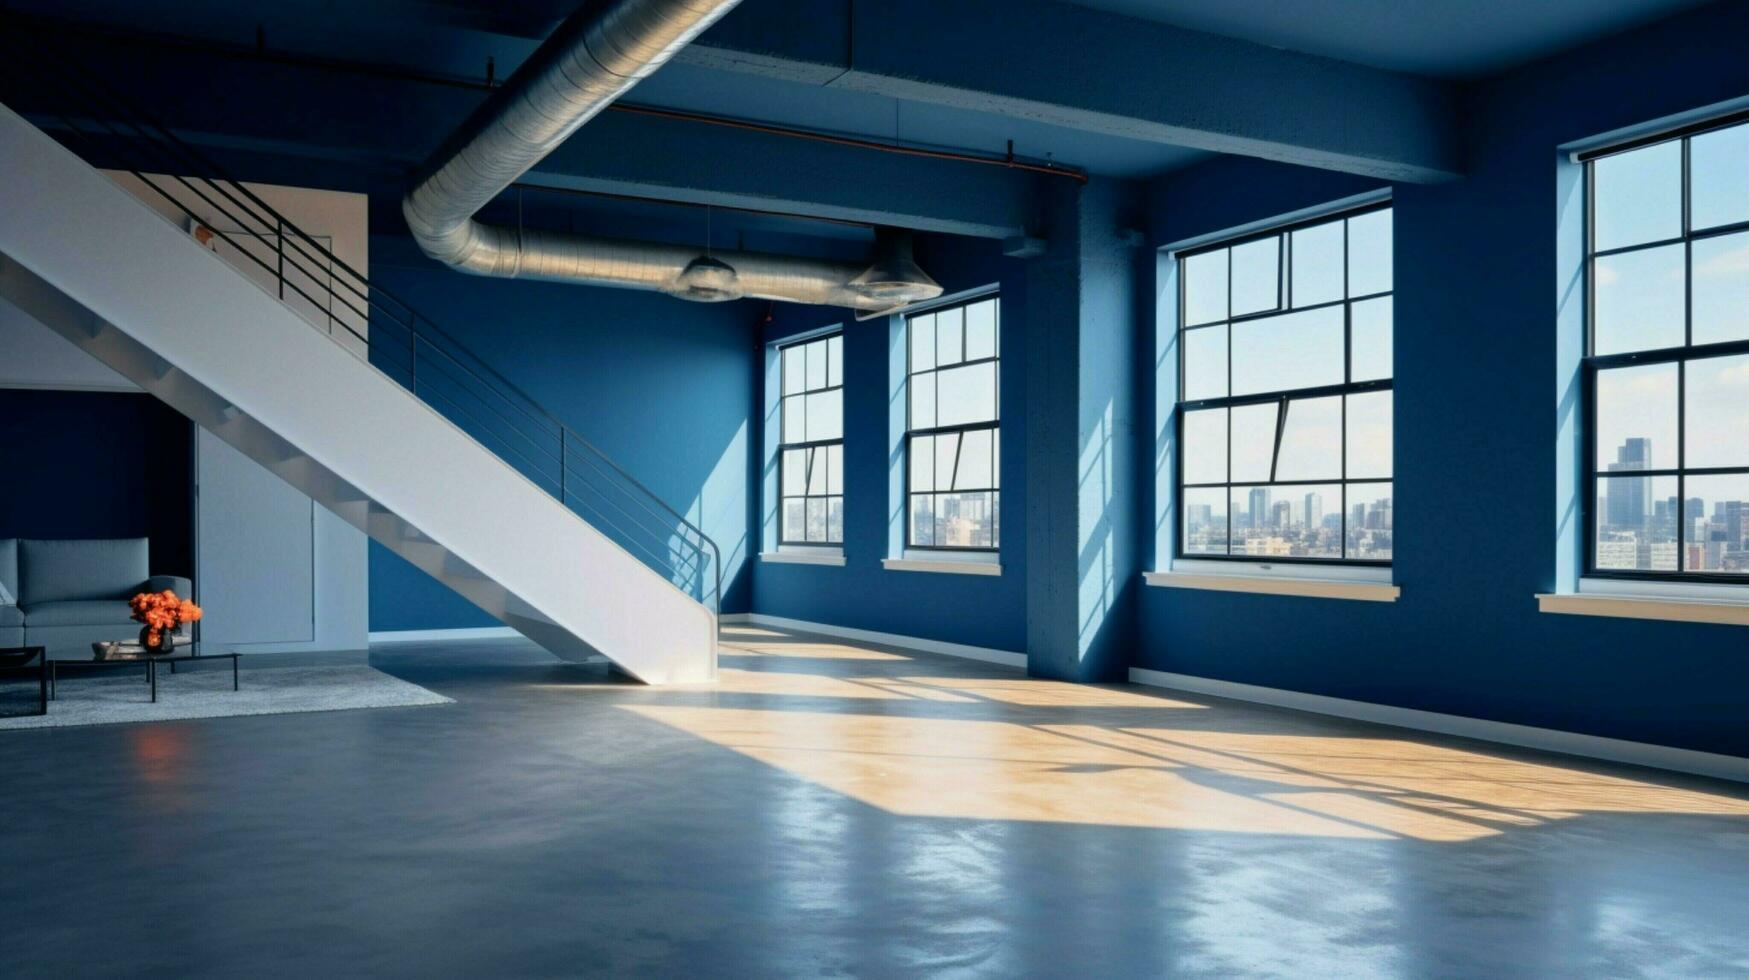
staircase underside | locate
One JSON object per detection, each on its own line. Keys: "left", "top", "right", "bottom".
{"left": 0, "top": 251, "right": 606, "bottom": 663}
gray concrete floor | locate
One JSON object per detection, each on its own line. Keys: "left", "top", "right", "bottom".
{"left": 2, "top": 626, "right": 1746, "bottom": 977}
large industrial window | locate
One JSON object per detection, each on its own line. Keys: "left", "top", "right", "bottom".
{"left": 1581, "top": 116, "right": 1749, "bottom": 579}
{"left": 905, "top": 295, "right": 1000, "bottom": 551}
{"left": 779, "top": 333, "right": 843, "bottom": 546}
{"left": 1175, "top": 202, "right": 1394, "bottom": 565}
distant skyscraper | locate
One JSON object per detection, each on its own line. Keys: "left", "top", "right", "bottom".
{"left": 1249, "top": 488, "right": 1272, "bottom": 529}
{"left": 1304, "top": 492, "right": 1323, "bottom": 531}
{"left": 1720, "top": 501, "right": 1747, "bottom": 549}
{"left": 1605, "top": 438, "right": 1651, "bottom": 527}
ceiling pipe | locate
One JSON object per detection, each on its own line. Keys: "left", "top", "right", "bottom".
{"left": 402, "top": 0, "right": 942, "bottom": 310}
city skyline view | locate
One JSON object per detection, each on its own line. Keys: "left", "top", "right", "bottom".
{"left": 1596, "top": 435, "right": 1748, "bottom": 574}
{"left": 1587, "top": 124, "right": 1749, "bottom": 577}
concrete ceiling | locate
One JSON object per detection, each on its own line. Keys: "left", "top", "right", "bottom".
{"left": 1060, "top": 0, "right": 1717, "bottom": 79}
{"left": 10, "top": 0, "right": 1714, "bottom": 180}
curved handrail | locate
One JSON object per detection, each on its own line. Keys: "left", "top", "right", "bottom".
{"left": 0, "top": 27, "right": 723, "bottom": 612}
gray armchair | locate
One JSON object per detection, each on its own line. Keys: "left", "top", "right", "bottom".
{"left": 0, "top": 538, "right": 194, "bottom": 659}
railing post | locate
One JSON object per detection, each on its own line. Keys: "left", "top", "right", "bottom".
{"left": 276, "top": 218, "right": 285, "bottom": 302}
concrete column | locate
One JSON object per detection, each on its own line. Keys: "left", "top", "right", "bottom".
{"left": 1023, "top": 178, "right": 1142, "bottom": 682}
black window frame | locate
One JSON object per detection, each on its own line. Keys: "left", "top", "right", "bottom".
{"left": 777, "top": 331, "right": 845, "bottom": 547}
{"left": 1172, "top": 200, "right": 1395, "bottom": 568}
{"left": 1579, "top": 116, "right": 1749, "bottom": 583}
{"left": 904, "top": 293, "right": 1001, "bottom": 553}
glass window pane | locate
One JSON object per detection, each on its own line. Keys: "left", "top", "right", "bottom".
{"left": 910, "top": 495, "right": 935, "bottom": 546}
{"left": 1230, "top": 402, "right": 1278, "bottom": 483}
{"left": 783, "top": 394, "right": 805, "bottom": 443}
{"left": 1230, "top": 485, "right": 1341, "bottom": 559}
{"left": 1275, "top": 396, "right": 1343, "bottom": 481}
{"left": 910, "top": 373, "right": 936, "bottom": 429}
{"left": 826, "top": 444, "right": 843, "bottom": 495}
{"left": 1230, "top": 237, "right": 1281, "bottom": 316}
{"left": 1231, "top": 306, "right": 1345, "bottom": 396}
{"left": 936, "top": 305, "right": 964, "bottom": 367}
{"left": 827, "top": 497, "right": 844, "bottom": 544}
{"left": 1345, "top": 483, "right": 1393, "bottom": 561}
{"left": 910, "top": 435, "right": 934, "bottom": 492}
{"left": 1182, "top": 487, "right": 1229, "bottom": 555}
{"left": 1183, "top": 326, "right": 1228, "bottom": 401}
{"left": 1347, "top": 209, "right": 1393, "bottom": 297}
{"left": 783, "top": 344, "right": 805, "bottom": 395}
{"left": 807, "top": 446, "right": 829, "bottom": 494}
{"left": 1595, "top": 474, "right": 1678, "bottom": 571}
{"left": 936, "top": 361, "right": 997, "bottom": 427}
{"left": 1291, "top": 221, "right": 1344, "bottom": 308}
{"left": 934, "top": 491, "right": 995, "bottom": 548}
{"left": 783, "top": 498, "right": 805, "bottom": 542}
{"left": 1350, "top": 296, "right": 1393, "bottom": 382}
{"left": 782, "top": 448, "right": 806, "bottom": 495}
{"left": 974, "top": 490, "right": 996, "bottom": 549}
{"left": 1593, "top": 140, "right": 1682, "bottom": 251}
{"left": 1224, "top": 483, "right": 1329, "bottom": 560}
{"left": 1682, "top": 474, "right": 1749, "bottom": 574}
{"left": 965, "top": 300, "right": 997, "bottom": 360}
{"left": 1692, "top": 231, "right": 1749, "bottom": 346}
{"left": 934, "top": 433, "right": 959, "bottom": 492}
{"left": 1183, "top": 250, "right": 1229, "bottom": 326}
{"left": 805, "top": 389, "right": 842, "bottom": 441}
{"left": 806, "top": 339, "right": 827, "bottom": 390}
{"left": 910, "top": 314, "right": 935, "bottom": 372}
{"left": 1346, "top": 391, "right": 1393, "bottom": 479}
{"left": 1182, "top": 408, "right": 1227, "bottom": 485}
{"left": 1689, "top": 123, "right": 1749, "bottom": 232}
{"left": 1592, "top": 243, "right": 1685, "bottom": 356}
{"left": 955, "top": 428, "right": 994, "bottom": 490}
{"left": 1684, "top": 353, "right": 1749, "bottom": 469}
{"left": 991, "top": 492, "right": 1001, "bottom": 547}
{"left": 806, "top": 497, "right": 827, "bottom": 542}
{"left": 827, "top": 335, "right": 843, "bottom": 388}
{"left": 1595, "top": 362, "right": 1678, "bottom": 471}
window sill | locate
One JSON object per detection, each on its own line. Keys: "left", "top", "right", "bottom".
{"left": 882, "top": 557, "right": 1001, "bottom": 576}
{"left": 1536, "top": 591, "right": 1749, "bottom": 626}
{"left": 1144, "top": 570, "right": 1400, "bottom": 602}
{"left": 761, "top": 551, "right": 846, "bottom": 567}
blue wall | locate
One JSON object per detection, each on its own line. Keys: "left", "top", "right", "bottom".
{"left": 1138, "top": 2, "right": 1749, "bottom": 758}
{"left": 750, "top": 236, "right": 1031, "bottom": 653}
{"left": 0, "top": 390, "right": 194, "bottom": 577}
{"left": 366, "top": 236, "right": 759, "bottom": 632}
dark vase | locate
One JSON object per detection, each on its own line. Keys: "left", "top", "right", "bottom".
{"left": 139, "top": 625, "right": 175, "bottom": 656}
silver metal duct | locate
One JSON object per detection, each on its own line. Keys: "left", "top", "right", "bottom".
{"left": 403, "top": 0, "right": 942, "bottom": 310}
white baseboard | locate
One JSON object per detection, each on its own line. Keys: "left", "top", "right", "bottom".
{"left": 723, "top": 612, "right": 1027, "bottom": 669}
{"left": 1129, "top": 667, "right": 1749, "bottom": 784}
{"left": 368, "top": 626, "right": 522, "bottom": 643}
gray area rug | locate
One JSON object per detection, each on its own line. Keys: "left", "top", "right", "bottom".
{"left": 0, "top": 665, "right": 452, "bottom": 730}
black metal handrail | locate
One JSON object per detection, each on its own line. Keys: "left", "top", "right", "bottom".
{"left": 0, "top": 29, "right": 723, "bottom": 612}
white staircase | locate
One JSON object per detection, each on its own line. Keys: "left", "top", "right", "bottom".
{"left": 0, "top": 103, "right": 717, "bottom": 684}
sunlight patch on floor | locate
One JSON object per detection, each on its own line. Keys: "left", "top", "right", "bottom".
{"left": 619, "top": 702, "right": 1749, "bottom": 841}
{"left": 895, "top": 676, "right": 1206, "bottom": 708}
{"left": 719, "top": 637, "right": 914, "bottom": 662}
{"left": 620, "top": 704, "right": 1388, "bottom": 838}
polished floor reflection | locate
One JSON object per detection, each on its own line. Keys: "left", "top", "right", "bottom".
{"left": 2, "top": 627, "right": 1746, "bottom": 976}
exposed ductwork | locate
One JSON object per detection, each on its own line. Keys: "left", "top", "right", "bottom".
{"left": 402, "top": 0, "right": 942, "bottom": 310}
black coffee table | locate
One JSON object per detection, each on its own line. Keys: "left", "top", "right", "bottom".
{"left": 0, "top": 646, "right": 48, "bottom": 717}
{"left": 51, "top": 646, "right": 240, "bottom": 703}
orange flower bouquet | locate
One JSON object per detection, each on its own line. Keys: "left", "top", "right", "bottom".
{"left": 129, "top": 590, "right": 203, "bottom": 655}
